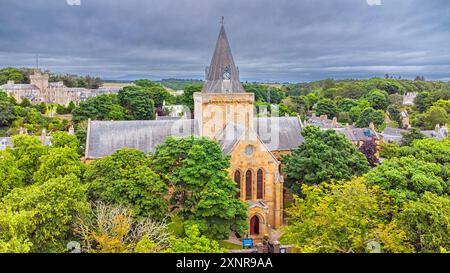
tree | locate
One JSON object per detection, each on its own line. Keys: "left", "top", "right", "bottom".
{"left": 396, "top": 192, "right": 450, "bottom": 253}
{"left": 50, "top": 131, "right": 80, "bottom": 151}
{"left": 282, "top": 96, "right": 308, "bottom": 117}
{"left": 0, "top": 174, "right": 89, "bottom": 252}
{"left": 280, "top": 178, "right": 413, "bottom": 253}
{"left": 366, "top": 156, "right": 449, "bottom": 203}
{"left": 337, "top": 98, "right": 358, "bottom": 112}
{"left": 414, "top": 92, "right": 432, "bottom": 113}
{"left": 181, "top": 83, "right": 202, "bottom": 112}
{"left": 283, "top": 126, "right": 369, "bottom": 192}
{"left": 33, "top": 147, "right": 85, "bottom": 184}
{"left": 349, "top": 99, "right": 371, "bottom": 123}
{"left": 10, "top": 135, "right": 48, "bottom": 184}
{"left": 401, "top": 128, "right": 426, "bottom": 147}
{"left": 432, "top": 99, "right": 450, "bottom": 113}
{"left": 387, "top": 104, "right": 402, "bottom": 127}
{"left": 355, "top": 107, "right": 386, "bottom": 130}
{"left": 19, "top": 97, "right": 31, "bottom": 108}
{"left": 422, "top": 106, "right": 448, "bottom": 130}
{"left": 365, "top": 89, "right": 389, "bottom": 110}
{"left": 118, "top": 86, "right": 155, "bottom": 120}
{"left": 72, "top": 94, "right": 125, "bottom": 123}
{"left": 85, "top": 148, "right": 169, "bottom": 220}
{"left": 358, "top": 138, "right": 379, "bottom": 167}
{"left": 0, "top": 68, "right": 25, "bottom": 85}
{"left": 166, "top": 224, "right": 224, "bottom": 253}
{"left": 74, "top": 202, "right": 171, "bottom": 253}
{"left": 314, "top": 98, "right": 338, "bottom": 118}
{"left": 150, "top": 137, "right": 248, "bottom": 240}
{"left": 0, "top": 150, "right": 25, "bottom": 198}
{"left": 0, "top": 91, "right": 16, "bottom": 127}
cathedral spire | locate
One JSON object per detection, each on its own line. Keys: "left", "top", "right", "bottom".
{"left": 202, "top": 21, "right": 245, "bottom": 93}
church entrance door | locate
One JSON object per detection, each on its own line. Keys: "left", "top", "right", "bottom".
{"left": 250, "top": 215, "right": 260, "bottom": 235}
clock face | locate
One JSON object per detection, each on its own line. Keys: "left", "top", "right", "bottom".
{"left": 222, "top": 67, "right": 231, "bottom": 80}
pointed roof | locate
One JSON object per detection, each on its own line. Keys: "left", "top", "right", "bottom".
{"left": 202, "top": 24, "right": 246, "bottom": 93}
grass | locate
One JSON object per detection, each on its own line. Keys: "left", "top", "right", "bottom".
{"left": 219, "top": 240, "right": 242, "bottom": 250}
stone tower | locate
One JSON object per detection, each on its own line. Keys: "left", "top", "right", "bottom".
{"left": 30, "top": 70, "right": 49, "bottom": 91}
{"left": 194, "top": 24, "right": 254, "bottom": 139}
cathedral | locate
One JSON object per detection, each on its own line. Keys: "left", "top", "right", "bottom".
{"left": 85, "top": 24, "right": 303, "bottom": 239}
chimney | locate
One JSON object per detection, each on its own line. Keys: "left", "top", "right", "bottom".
{"left": 155, "top": 112, "right": 159, "bottom": 120}
{"left": 435, "top": 124, "right": 441, "bottom": 133}
{"left": 369, "top": 122, "right": 376, "bottom": 132}
{"left": 68, "top": 125, "right": 75, "bottom": 135}
{"left": 41, "top": 129, "right": 46, "bottom": 144}
{"left": 332, "top": 117, "right": 338, "bottom": 127}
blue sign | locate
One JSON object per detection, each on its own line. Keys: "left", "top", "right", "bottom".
{"left": 243, "top": 238, "right": 253, "bottom": 248}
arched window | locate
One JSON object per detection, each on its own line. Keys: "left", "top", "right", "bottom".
{"left": 257, "top": 169, "right": 264, "bottom": 199}
{"left": 234, "top": 170, "right": 241, "bottom": 199}
{"left": 245, "top": 170, "right": 252, "bottom": 200}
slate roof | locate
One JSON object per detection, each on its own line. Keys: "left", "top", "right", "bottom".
{"left": 381, "top": 127, "right": 408, "bottom": 143}
{"left": 0, "top": 84, "right": 39, "bottom": 90}
{"left": 201, "top": 25, "right": 245, "bottom": 94}
{"left": 254, "top": 117, "right": 304, "bottom": 151}
{"left": 85, "top": 119, "right": 199, "bottom": 158}
{"left": 333, "top": 127, "right": 380, "bottom": 142}
{"left": 0, "top": 137, "right": 13, "bottom": 150}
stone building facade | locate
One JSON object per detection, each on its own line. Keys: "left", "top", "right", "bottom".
{"left": 85, "top": 24, "right": 304, "bottom": 239}
{"left": 0, "top": 70, "right": 120, "bottom": 106}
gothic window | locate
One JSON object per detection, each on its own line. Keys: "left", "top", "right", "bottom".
{"left": 257, "top": 169, "right": 264, "bottom": 199}
{"left": 245, "top": 170, "right": 252, "bottom": 200}
{"left": 234, "top": 170, "right": 241, "bottom": 199}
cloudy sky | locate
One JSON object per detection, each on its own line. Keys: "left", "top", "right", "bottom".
{"left": 0, "top": 0, "right": 449, "bottom": 82}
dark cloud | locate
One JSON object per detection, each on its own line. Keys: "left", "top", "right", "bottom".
{"left": 0, "top": 0, "right": 449, "bottom": 82}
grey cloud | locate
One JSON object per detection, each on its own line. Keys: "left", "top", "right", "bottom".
{"left": 0, "top": 0, "right": 449, "bottom": 82}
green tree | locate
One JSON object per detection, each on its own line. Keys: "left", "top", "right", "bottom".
{"left": 365, "top": 89, "right": 389, "bottom": 110}
{"left": 33, "top": 147, "right": 85, "bottom": 184}
{"left": 355, "top": 107, "right": 386, "bottom": 130}
{"left": 10, "top": 135, "right": 48, "bottom": 184}
{"left": 396, "top": 192, "right": 450, "bottom": 253}
{"left": 51, "top": 131, "right": 80, "bottom": 151}
{"left": 315, "top": 98, "right": 338, "bottom": 118}
{"left": 280, "top": 178, "right": 413, "bottom": 253}
{"left": 150, "top": 137, "right": 248, "bottom": 240}
{"left": 181, "top": 84, "right": 203, "bottom": 112}
{"left": 0, "top": 150, "right": 25, "bottom": 198}
{"left": 0, "top": 174, "right": 89, "bottom": 252}
{"left": 422, "top": 106, "right": 448, "bottom": 130}
{"left": 414, "top": 92, "right": 432, "bottom": 112}
{"left": 349, "top": 99, "right": 371, "bottom": 123}
{"left": 166, "top": 225, "right": 224, "bottom": 253}
{"left": 72, "top": 94, "right": 125, "bottom": 123}
{"left": 283, "top": 126, "right": 369, "bottom": 192}
{"left": 387, "top": 104, "right": 402, "bottom": 127}
{"left": 0, "top": 91, "right": 16, "bottom": 127}
{"left": 401, "top": 128, "right": 426, "bottom": 147}
{"left": 366, "top": 156, "right": 450, "bottom": 203}
{"left": 118, "top": 86, "right": 155, "bottom": 120}
{"left": 85, "top": 148, "right": 168, "bottom": 220}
